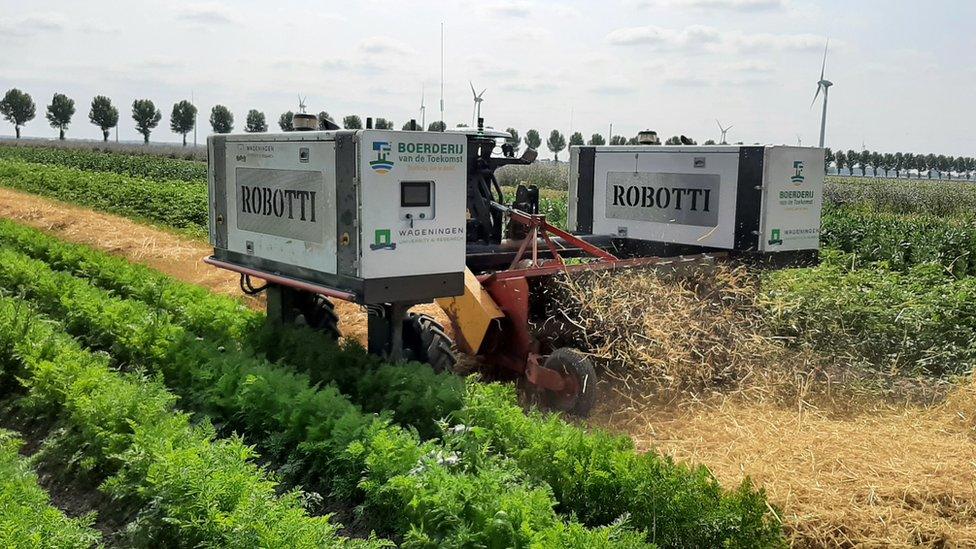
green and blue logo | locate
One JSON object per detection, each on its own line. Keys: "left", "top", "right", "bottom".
{"left": 370, "top": 228, "right": 396, "bottom": 251}
{"left": 791, "top": 160, "right": 805, "bottom": 184}
{"left": 370, "top": 141, "right": 394, "bottom": 174}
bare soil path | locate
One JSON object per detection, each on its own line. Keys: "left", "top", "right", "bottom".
{"left": 1, "top": 186, "right": 973, "bottom": 547}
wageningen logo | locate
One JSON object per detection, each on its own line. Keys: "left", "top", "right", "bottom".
{"left": 791, "top": 160, "right": 805, "bottom": 185}
{"left": 768, "top": 228, "right": 783, "bottom": 246}
{"left": 370, "top": 228, "right": 396, "bottom": 251}
{"left": 370, "top": 142, "right": 394, "bottom": 174}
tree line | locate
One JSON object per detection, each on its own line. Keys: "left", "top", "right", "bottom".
{"left": 0, "top": 88, "right": 406, "bottom": 145}
{"left": 823, "top": 147, "right": 976, "bottom": 180}
{"left": 5, "top": 88, "right": 971, "bottom": 177}
{"left": 0, "top": 87, "right": 704, "bottom": 160}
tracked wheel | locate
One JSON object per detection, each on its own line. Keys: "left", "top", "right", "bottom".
{"left": 293, "top": 293, "right": 341, "bottom": 340}
{"left": 402, "top": 313, "right": 457, "bottom": 372}
{"left": 539, "top": 348, "right": 597, "bottom": 417}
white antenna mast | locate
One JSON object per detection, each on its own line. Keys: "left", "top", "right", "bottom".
{"left": 298, "top": 95, "right": 307, "bottom": 114}
{"left": 439, "top": 22, "right": 445, "bottom": 131}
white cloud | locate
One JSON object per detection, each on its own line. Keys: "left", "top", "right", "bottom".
{"left": 663, "top": 74, "right": 713, "bottom": 87}
{"left": 730, "top": 32, "right": 824, "bottom": 52}
{"left": 174, "top": 3, "right": 236, "bottom": 25}
{"left": 0, "top": 12, "right": 66, "bottom": 37}
{"left": 499, "top": 79, "right": 558, "bottom": 93}
{"left": 637, "top": 0, "right": 785, "bottom": 11}
{"left": 608, "top": 24, "right": 824, "bottom": 53}
{"left": 142, "top": 56, "right": 184, "bottom": 70}
{"left": 552, "top": 5, "right": 582, "bottom": 18}
{"left": 726, "top": 60, "right": 776, "bottom": 73}
{"left": 606, "top": 25, "right": 721, "bottom": 49}
{"left": 588, "top": 75, "right": 637, "bottom": 95}
{"left": 505, "top": 26, "right": 552, "bottom": 43}
{"left": 358, "top": 36, "right": 414, "bottom": 56}
{"left": 480, "top": 1, "right": 532, "bottom": 18}
{"left": 589, "top": 83, "right": 635, "bottom": 95}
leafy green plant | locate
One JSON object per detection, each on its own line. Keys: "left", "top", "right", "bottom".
{"left": 761, "top": 250, "right": 976, "bottom": 377}
{"left": 821, "top": 204, "right": 976, "bottom": 276}
{"left": 0, "top": 299, "right": 372, "bottom": 548}
{"left": 0, "top": 430, "right": 101, "bottom": 549}
{"left": 0, "top": 159, "right": 207, "bottom": 235}
{"left": 0, "top": 245, "right": 646, "bottom": 547}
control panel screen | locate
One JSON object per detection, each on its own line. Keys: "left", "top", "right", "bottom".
{"left": 401, "top": 181, "right": 431, "bottom": 207}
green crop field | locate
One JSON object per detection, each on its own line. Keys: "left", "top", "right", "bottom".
{"left": 0, "top": 146, "right": 974, "bottom": 547}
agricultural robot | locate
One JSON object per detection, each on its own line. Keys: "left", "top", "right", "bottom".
{"left": 205, "top": 117, "right": 824, "bottom": 416}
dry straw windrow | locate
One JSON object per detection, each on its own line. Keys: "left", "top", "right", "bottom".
{"left": 538, "top": 263, "right": 811, "bottom": 400}
{"left": 551, "top": 265, "right": 976, "bottom": 547}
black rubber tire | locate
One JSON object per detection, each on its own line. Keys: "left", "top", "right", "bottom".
{"left": 539, "top": 348, "right": 598, "bottom": 417}
{"left": 402, "top": 313, "right": 457, "bottom": 372}
{"left": 294, "top": 293, "right": 341, "bottom": 340}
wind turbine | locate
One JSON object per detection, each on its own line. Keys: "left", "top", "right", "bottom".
{"left": 811, "top": 39, "right": 833, "bottom": 148}
{"left": 419, "top": 85, "right": 426, "bottom": 130}
{"left": 716, "top": 119, "right": 733, "bottom": 144}
{"left": 469, "top": 81, "right": 486, "bottom": 127}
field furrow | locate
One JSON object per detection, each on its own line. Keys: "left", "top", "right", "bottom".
{"left": 0, "top": 430, "right": 101, "bottom": 549}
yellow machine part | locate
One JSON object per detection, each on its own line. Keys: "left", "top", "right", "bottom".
{"left": 436, "top": 268, "right": 504, "bottom": 355}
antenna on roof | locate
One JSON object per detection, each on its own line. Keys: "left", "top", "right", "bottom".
{"left": 439, "top": 22, "right": 445, "bottom": 131}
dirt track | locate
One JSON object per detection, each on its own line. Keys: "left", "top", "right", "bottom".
{"left": 0, "top": 186, "right": 974, "bottom": 547}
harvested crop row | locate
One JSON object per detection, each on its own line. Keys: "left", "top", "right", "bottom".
{"left": 0, "top": 297, "right": 371, "bottom": 548}
{"left": 762, "top": 250, "right": 976, "bottom": 377}
{"left": 0, "top": 245, "right": 647, "bottom": 548}
{"left": 0, "top": 219, "right": 784, "bottom": 548}
{"left": 0, "top": 430, "right": 101, "bottom": 549}
{"left": 0, "top": 144, "right": 206, "bottom": 182}
{"left": 822, "top": 204, "right": 976, "bottom": 277}
{"left": 0, "top": 159, "right": 207, "bottom": 235}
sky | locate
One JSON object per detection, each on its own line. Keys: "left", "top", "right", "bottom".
{"left": 1, "top": 0, "right": 974, "bottom": 157}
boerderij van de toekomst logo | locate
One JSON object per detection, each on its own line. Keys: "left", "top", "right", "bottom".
{"left": 370, "top": 141, "right": 464, "bottom": 175}
{"left": 370, "top": 142, "right": 394, "bottom": 174}
{"left": 779, "top": 160, "right": 815, "bottom": 206}
{"left": 791, "top": 160, "right": 805, "bottom": 184}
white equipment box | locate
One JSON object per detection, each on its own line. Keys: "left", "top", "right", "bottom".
{"left": 207, "top": 130, "right": 467, "bottom": 303}
{"left": 568, "top": 145, "right": 824, "bottom": 255}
